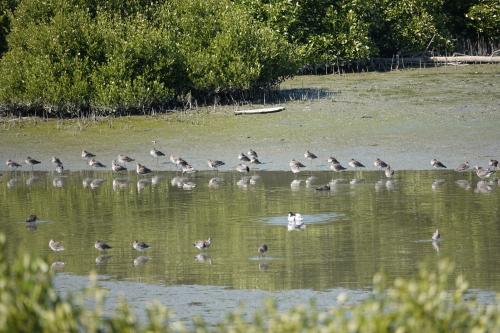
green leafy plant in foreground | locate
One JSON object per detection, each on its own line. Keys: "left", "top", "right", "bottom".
{"left": 1, "top": 231, "right": 499, "bottom": 332}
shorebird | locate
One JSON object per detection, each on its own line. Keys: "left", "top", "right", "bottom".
{"left": 431, "top": 159, "right": 447, "bottom": 169}
{"left": 193, "top": 237, "right": 211, "bottom": 250}
{"left": 455, "top": 161, "right": 470, "bottom": 172}
{"left": 6, "top": 159, "right": 22, "bottom": 169}
{"left": 289, "top": 159, "right": 306, "bottom": 174}
{"left": 208, "top": 159, "right": 225, "bottom": 170}
{"left": 25, "top": 214, "right": 37, "bottom": 223}
{"left": 132, "top": 240, "right": 151, "bottom": 251}
{"left": 327, "top": 156, "right": 339, "bottom": 164}
{"left": 315, "top": 184, "right": 331, "bottom": 191}
{"left": 89, "top": 159, "right": 106, "bottom": 168}
{"left": 250, "top": 157, "right": 263, "bottom": 165}
{"left": 385, "top": 166, "right": 394, "bottom": 178}
{"left": 489, "top": 159, "right": 499, "bottom": 169}
{"left": 136, "top": 163, "right": 152, "bottom": 175}
{"left": 474, "top": 166, "right": 495, "bottom": 179}
{"left": 288, "top": 212, "right": 305, "bottom": 230}
{"left": 82, "top": 150, "right": 96, "bottom": 160}
{"left": 238, "top": 153, "right": 251, "bottom": 162}
{"left": 181, "top": 163, "right": 196, "bottom": 174}
{"left": 236, "top": 164, "right": 250, "bottom": 173}
{"left": 95, "top": 240, "right": 112, "bottom": 252}
{"left": 373, "top": 158, "right": 388, "bottom": 169}
{"left": 49, "top": 239, "right": 65, "bottom": 252}
{"left": 111, "top": 160, "right": 127, "bottom": 172}
{"left": 432, "top": 229, "right": 440, "bottom": 241}
{"left": 248, "top": 149, "right": 258, "bottom": 159}
{"left": 348, "top": 159, "right": 365, "bottom": 168}
{"left": 150, "top": 148, "right": 165, "bottom": 162}
{"left": 51, "top": 157, "right": 63, "bottom": 168}
{"left": 118, "top": 154, "right": 135, "bottom": 164}
{"left": 330, "top": 162, "right": 346, "bottom": 172}
{"left": 258, "top": 244, "right": 268, "bottom": 257}
{"left": 304, "top": 150, "right": 318, "bottom": 163}
{"left": 25, "top": 156, "right": 41, "bottom": 170}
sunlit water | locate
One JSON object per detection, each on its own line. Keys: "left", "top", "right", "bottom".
{"left": 1, "top": 170, "right": 499, "bottom": 323}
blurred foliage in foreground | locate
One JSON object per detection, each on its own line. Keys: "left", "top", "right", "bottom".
{"left": 1, "top": 233, "right": 500, "bottom": 333}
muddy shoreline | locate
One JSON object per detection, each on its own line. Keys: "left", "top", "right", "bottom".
{"left": 1, "top": 65, "right": 499, "bottom": 171}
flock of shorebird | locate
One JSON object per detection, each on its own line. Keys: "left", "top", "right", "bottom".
{"left": 8, "top": 144, "right": 499, "bottom": 265}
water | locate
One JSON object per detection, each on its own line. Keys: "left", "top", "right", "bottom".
{"left": 1, "top": 169, "right": 499, "bottom": 322}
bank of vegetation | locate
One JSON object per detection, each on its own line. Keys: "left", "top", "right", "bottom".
{"left": 0, "top": 0, "right": 498, "bottom": 116}
{"left": 1, "top": 234, "right": 499, "bottom": 332}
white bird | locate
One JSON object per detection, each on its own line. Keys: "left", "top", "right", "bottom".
{"left": 287, "top": 212, "right": 303, "bottom": 223}
{"left": 432, "top": 229, "right": 440, "bottom": 241}
{"left": 132, "top": 240, "right": 151, "bottom": 251}
{"left": 193, "top": 237, "right": 212, "bottom": 250}
{"left": 49, "top": 239, "right": 65, "bottom": 252}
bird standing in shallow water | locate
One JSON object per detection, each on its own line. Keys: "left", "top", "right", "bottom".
{"left": 236, "top": 164, "right": 250, "bottom": 173}
{"left": 248, "top": 149, "right": 258, "bottom": 159}
{"left": 238, "top": 153, "right": 251, "bottom": 162}
{"left": 118, "top": 154, "right": 135, "bottom": 164}
{"left": 95, "top": 240, "right": 112, "bottom": 252}
{"left": 132, "top": 240, "right": 151, "bottom": 251}
{"left": 111, "top": 160, "right": 127, "bottom": 172}
{"left": 385, "top": 166, "right": 394, "bottom": 178}
{"left": 304, "top": 150, "right": 318, "bottom": 165}
{"left": 373, "top": 158, "right": 388, "bottom": 169}
{"left": 489, "top": 159, "right": 499, "bottom": 169}
{"left": 193, "top": 237, "right": 212, "bottom": 250}
{"left": 25, "top": 156, "right": 41, "bottom": 170}
{"left": 455, "top": 161, "right": 470, "bottom": 172}
{"left": 49, "top": 239, "right": 65, "bottom": 252}
{"left": 474, "top": 166, "right": 495, "bottom": 179}
{"left": 82, "top": 150, "right": 96, "bottom": 160}
{"left": 25, "top": 214, "right": 37, "bottom": 223}
{"left": 208, "top": 159, "right": 225, "bottom": 170}
{"left": 258, "top": 244, "right": 268, "bottom": 257}
{"left": 89, "top": 159, "right": 106, "bottom": 168}
{"left": 348, "top": 159, "right": 365, "bottom": 168}
{"left": 330, "top": 162, "right": 346, "bottom": 172}
{"left": 289, "top": 159, "right": 306, "bottom": 174}
{"left": 431, "top": 159, "right": 447, "bottom": 169}
{"left": 136, "top": 163, "right": 152, "bottom": 175}
{"left": 432, "top": 229, "right": 440, "bottom": 241}
{"left": 6, "top": 159, "right": 22, "bottom": 169}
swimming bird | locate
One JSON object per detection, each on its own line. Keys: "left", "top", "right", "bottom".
{"left": 25, "top": 214, "right": 37, "bottom": 223}
{"left": 330, "top": 162, "right": 346, "bottom": 172}
{"left": 95, "top": 240, "right": 112, "bottom": 252}
{"left": 81, "top": 150, "right": 96, "bottom": 160}
{"left": 6, "top": 159, "right": 22, "bottom": 169}
{"left": 136, "top": 163, "right": 152, "bottom": 175}
{"left": 49, "top": 239, "right": 65, "bottom": 252}
{"left": 238, "top": 153, "right": 251, "bottom": 162}
{"left": 348, "top": 159, "right": 365, "bottom": 168}
{"left": 208, "top": 159, "right": 225, "bottom": 170}
{"left": 432, "top": 229, "right": 440, "bottom": 241}
{"left": 327, "top": 156, "right": 339, "bottom": 164}
{"left": 455, "top": 161, "right": 470, "bottom": 172}
{"left": 489, "top": 159, "right": 499, "bottom": 169}
{"left": 89, "top": 159, "right": 106, "bottom": 168}
{"left": 474, "top": 166, "right": 495, "bottom": 179}
{"left": 258, "top": 244, "right": 268, "bottom": 257}
{"left": 193, "top": 237, "right": 211, "bottom": 250}
{"left": 236, "top": 164, "right": 250, "bottom": 173}
{"left": 315, "top": 184, "right": 331, "bottom": 191}
{"left": 132, "top": 240, "right": 151, "bottom": 251}
{"left": 248, "top": 149, "right": 258, "bottom": 159}
{"left": 373, "top": 158, "right": 388, "bottom": 169}
{"left": 431, "top": 159, "right": 447, "bottom": 169}
{"left": 25, "top": 156, "right": 41, "bottom": 170}
{"left": 385, "top": 166, "right": 394, "bottom": 178}
{"left": 287, "top": 212, "right": 303, "bottom": 223}
{"left": 111, "top": 160, "right": 127, "bottom": 172}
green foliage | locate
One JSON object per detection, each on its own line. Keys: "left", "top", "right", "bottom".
{"left": 466, "top": 0, "right": 500, "bottom": 39}
{"left": 1, "top": 231, "right": 500, "bottom": 332}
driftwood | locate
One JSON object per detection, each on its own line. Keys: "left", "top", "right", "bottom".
{"left": 234, "top": 106, "right": 285, "bottom": 115}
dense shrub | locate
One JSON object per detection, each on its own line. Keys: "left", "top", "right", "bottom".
{"left": 1, "top": 232, "right": 500, "bottom": 332}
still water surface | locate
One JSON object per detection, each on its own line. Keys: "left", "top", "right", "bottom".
{"left": 1, "top": 170, "right": 499, "bottom": 321}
